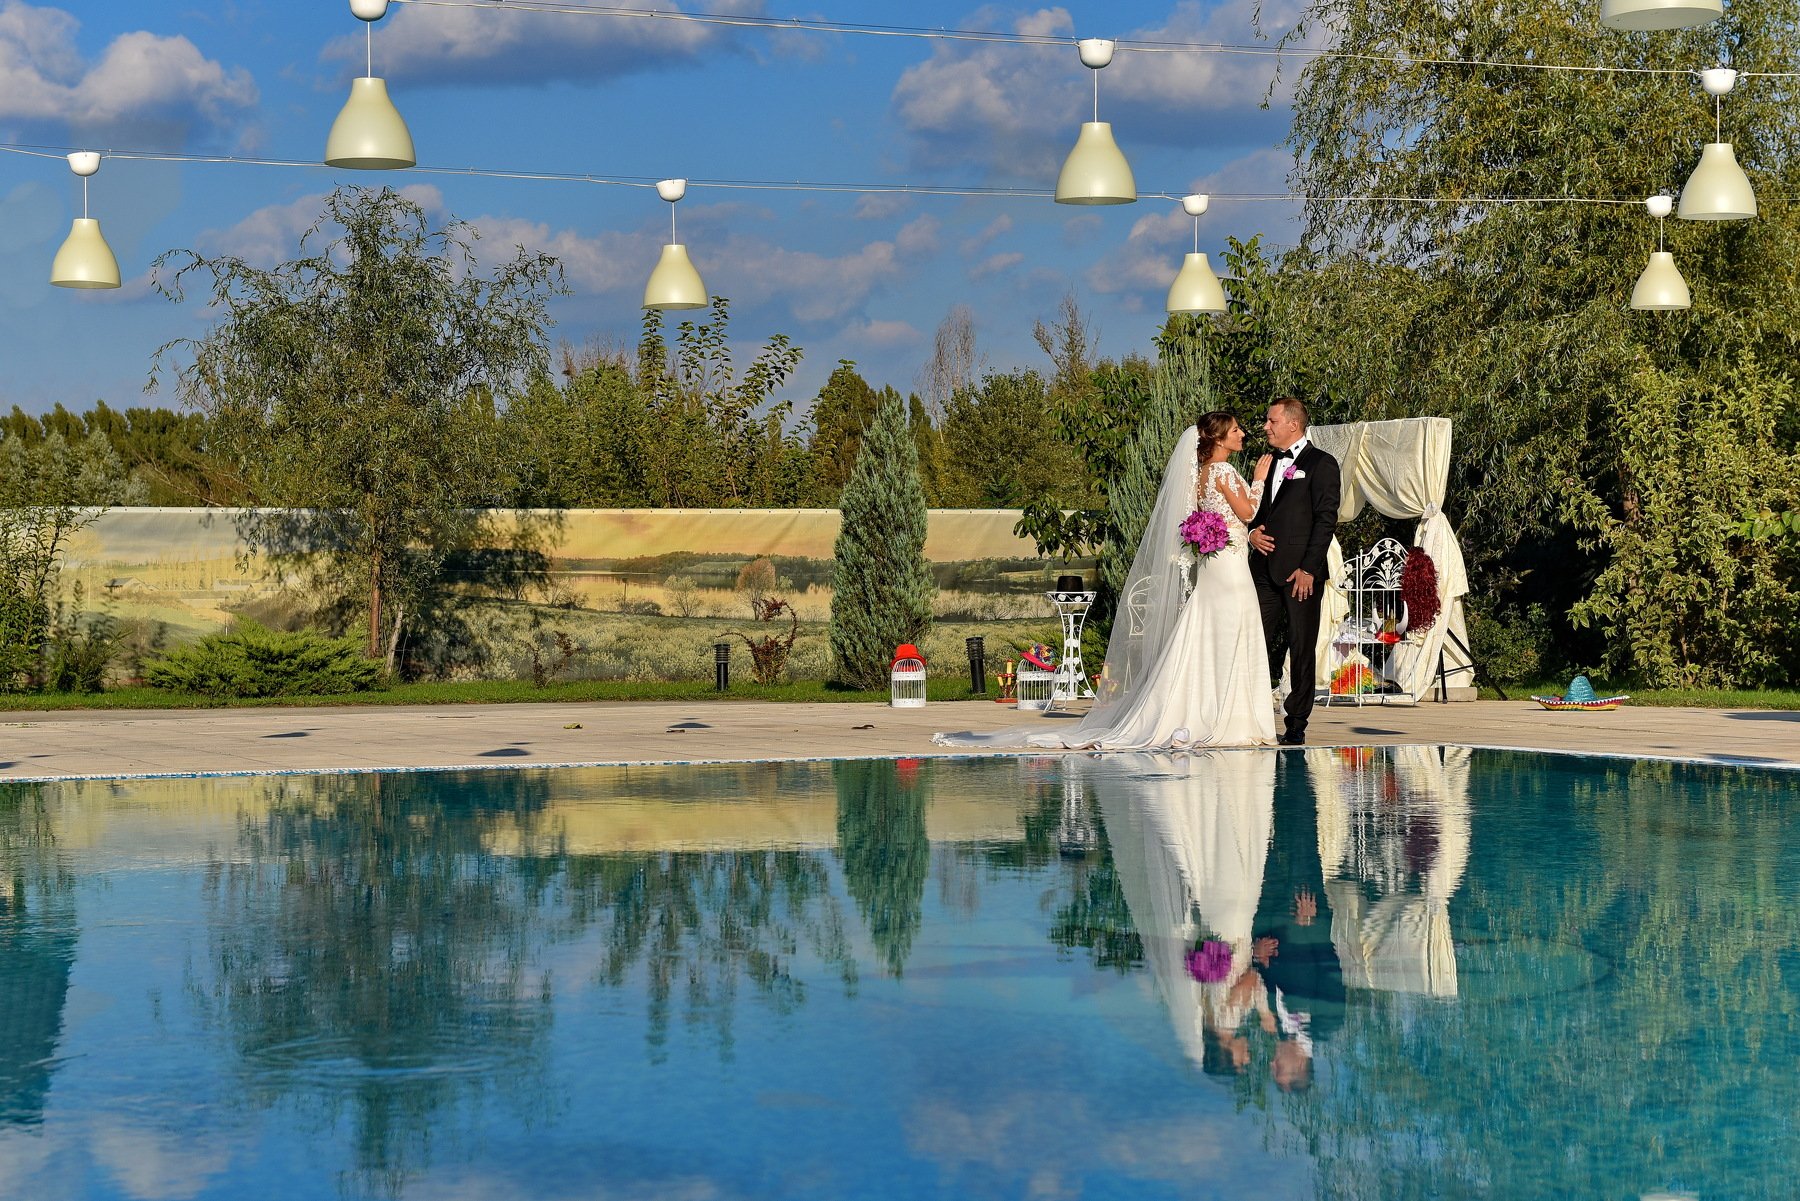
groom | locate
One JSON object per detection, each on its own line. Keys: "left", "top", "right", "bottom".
{"left": 1247, "top": 397, "right": 1341, "bottom": 746}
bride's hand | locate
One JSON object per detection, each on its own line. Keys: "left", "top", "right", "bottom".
{"left": 1253, "top": 453, "right": 1273, "bottom": 482}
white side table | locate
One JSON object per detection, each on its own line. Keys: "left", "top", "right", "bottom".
{"left": 1044, "top": 590, "right": 1097, "bottom": 711}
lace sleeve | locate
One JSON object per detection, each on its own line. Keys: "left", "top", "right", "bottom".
{"left": 1217, "top": 464, "right": 1263, "bottom": 508}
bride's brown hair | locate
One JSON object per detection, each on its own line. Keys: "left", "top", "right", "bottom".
{"left": 1195, "top": 411, "right": 1240, "bottom": 462}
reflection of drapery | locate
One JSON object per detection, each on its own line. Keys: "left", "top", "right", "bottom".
{"left": 1090, "top": 751, "right": 1276, "bottom": 1067}
{"left": 1306, "top": 418, "right": 1472, "bottom": 699}
{"left": 1312, "top": 746, "right": 1472, "bottom": 997}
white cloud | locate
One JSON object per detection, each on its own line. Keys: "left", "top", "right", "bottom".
{"left": 0, "top": 4, "right": 255, "bottom": 134}
{"left": 969, "top": 250, "right": 1023, "bottom": 279}
{"left": 328, "top": 0, "right": 770, "bottom": 87}
{"left": 1086, "top": 146, "right": 1296, "bottom": 299}
{"left": 191, "top": 185, "right": 448, "bottom": 267}
{"left": 889, "top": 1, "right": 1314, "bottom": 172}
{"left": 959, "top": 213, "right": 1013, "bottom": 258}
{"left": 853, "top": 192, "right": 915, "bottom": 221}
{"left": 840, "top": 317, "right": 923, "bottom": 348}
{"left": 894, "top": 213, "right": 942, "bottom": 256}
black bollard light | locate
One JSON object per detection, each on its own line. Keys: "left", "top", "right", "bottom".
{"left": 965, "top": 635, "right": 987, "bottom": 695}
{"left": 714, "top": 641, "right": 732, "bottom": 691}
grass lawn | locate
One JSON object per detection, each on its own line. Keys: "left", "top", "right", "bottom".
{"left": 7, "top": 675, "right": 1798, "bottom": 712}
{"left": 0, "top": 675, "right": 995, "bottom": 711}
{"left": 1482, "top": 682, "right": 1800, "bottom": 710}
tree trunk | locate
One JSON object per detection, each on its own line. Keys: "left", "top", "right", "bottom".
{"left": 385, "top": 601, "right": 405, "bottom": 674}
{"left": 368, "top": 545, "right": 383, "bottom": 660}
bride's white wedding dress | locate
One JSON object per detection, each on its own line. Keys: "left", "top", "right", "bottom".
{"left": 934, "top": 428, "right": 1275, "bottom": 751}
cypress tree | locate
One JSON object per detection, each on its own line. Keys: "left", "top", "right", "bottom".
{"left": 829, "top": 390, "right": 934, "bottom": 689}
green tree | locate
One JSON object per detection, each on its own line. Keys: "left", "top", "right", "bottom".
{"left": 834, "top": 759, "right": 929, "bottom": 977}
{"left": 635, "top": 299, "right": 807, "bottom": 507}
{"left": 150, "top": 186, "right": 562, "bottom": 661}
{"left": 937, "top": 369, "right": 1086, "bottom": 507}
{"left": 0, "top": 429, "right": 141, "bottom": 690}
{"left": 828, "top": 390, "right": 934, "bottom": 689}
{"left": 1565, "top": 352, "right": 1800, "bottom": 685}
{"left": 805, "top": 360, "right": 882, "bottom": 502}
{"left": 1271, "top": 0, "right": 1800, "bottom": 681}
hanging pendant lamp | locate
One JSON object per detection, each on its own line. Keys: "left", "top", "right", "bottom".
{"left": 1599, "top": 0, "right": 1721, "bottom": 31}
{"left": 325, "top": 0, "right": 416, "bottom": 169}
{"left": 1166, "top": 194, "right": 1227, "bottom": 314}
{"left": 1679, "top": 68, "right": 1755, "bottom": 220}
{"left": 1055, "top": 39, "right": 1136, "bottom": 205}
{"left": 51, "top": 152, "right": 121, "bottom": 290}
{"left": 1631, "top": 195, "right": 1690, "bottom": 311}
{"left": 643, "top": 179, "right": 708, "bottom": 310}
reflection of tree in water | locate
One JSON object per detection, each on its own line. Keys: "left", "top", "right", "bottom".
{"left": 835, "top": 758, "right": 929, "bottom": 976}
{"left": 563, "top": 842, "right": 857, "bottom": 1063}
{"left": 1045, "top": 773, "right": 1142, "bottom": 974}
{"left": 198, "top": 769, "right": 556, "bottom": 1198}
{"left": 0, "top": 781, "right": 75, "bottom": 1128}
{"left": 1264, "top": 754, "right": 1800, "bottom": 1200}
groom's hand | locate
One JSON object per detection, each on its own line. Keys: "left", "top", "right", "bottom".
{"left": 1249, "top": 526, "right": 1274, "bottom": 554}
{"left": 1286, "top": 568, "right": 1314, "bottom": 601}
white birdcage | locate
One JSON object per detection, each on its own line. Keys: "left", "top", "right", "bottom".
{"left": 890, "top": 656, "right": 927, "bottom": 707}
{"left": 1015, "top": 667, "right": 1055, "bottom": 712}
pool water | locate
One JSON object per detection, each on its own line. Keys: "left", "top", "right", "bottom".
{"left": 1, "top": 748, "right": 1796, "bottom": 1199}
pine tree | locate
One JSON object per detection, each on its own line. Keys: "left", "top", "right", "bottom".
{"left": 829, "top": 390, "right": 935, "bottom": 689}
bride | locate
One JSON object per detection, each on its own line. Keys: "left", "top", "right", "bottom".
{"left": 935, "top": 412, "right": 1276, "bottom": 750}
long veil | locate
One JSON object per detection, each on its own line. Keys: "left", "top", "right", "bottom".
{"left": 933, "top": 427, "right": 1198, "bottom": 748}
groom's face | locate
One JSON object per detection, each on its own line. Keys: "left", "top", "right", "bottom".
{"left": 1264, "top": 406, "right": 1300, "bottom": 450}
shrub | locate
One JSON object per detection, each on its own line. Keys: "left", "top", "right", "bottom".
{"left": 1468, "top": 602, "right": 1555, "bottom": 685}
{"left": 146, "top": 621, "right": 384, "bottom": 698}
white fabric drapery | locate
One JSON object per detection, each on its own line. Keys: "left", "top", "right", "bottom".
{"left": 1305, "top": 417, "right": 1472, "bottom": 700}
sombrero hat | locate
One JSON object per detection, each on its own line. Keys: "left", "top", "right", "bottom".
{"left": 1531, "top": 674, "right": 1630, "bottom": 711}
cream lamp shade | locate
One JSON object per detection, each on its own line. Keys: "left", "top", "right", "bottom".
{"left": 51, "top": 218, "right": 121, "bottom": 289}
{"left": 1599, "top": 0, "right": 1722, "bottom": 29}
{"left": 1166, "top": 251, "right": 1227, "bottom": 314}
{"left": 325, "top": 77, "right": 415, "bottom": 169}
{"left": 1630, "top": 252, "right": 1690, "bottom": 311}
{"left": 644, "top": 244, "right": 707, "bottom": 310}
{"left": 1678, "top": 143, "right": 1756, "bottom": 220}
{"left": 1056, "top": 122, "right": 1136, "bottom": 205}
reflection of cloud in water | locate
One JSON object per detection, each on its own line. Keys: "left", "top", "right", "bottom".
{"left": 90, "top": 1118, "right": 237, "bottom": 1200}
{"left": 906, "top": 1089, "right": 1311, "bottom": 1200}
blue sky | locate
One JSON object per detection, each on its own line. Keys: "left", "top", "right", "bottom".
{"left": 0, "top": 0, "right": 1307, "bottom": 416}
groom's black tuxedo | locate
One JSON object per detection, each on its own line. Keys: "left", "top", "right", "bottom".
{"left": 1250, "top": 441, "right": 1342, "bottom": 740}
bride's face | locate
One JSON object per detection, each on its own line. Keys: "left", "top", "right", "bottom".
{"left": 1224, "top": 423, "right": 1246, "bottom": 453}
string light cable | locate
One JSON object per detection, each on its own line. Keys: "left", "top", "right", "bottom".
{"left": 383, "top": 0, "right": 1800, "bottom": 79}
{"left": 0, "top": 141, "right": 1696, "bottom": 207}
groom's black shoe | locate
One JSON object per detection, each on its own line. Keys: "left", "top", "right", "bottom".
{"left": 1277, "top": 732, "right": 1306, "bottom": 746}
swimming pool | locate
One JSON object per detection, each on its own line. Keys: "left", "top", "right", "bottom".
{"left": 1, "top": 748, "right": 1794, "bottom": 1199}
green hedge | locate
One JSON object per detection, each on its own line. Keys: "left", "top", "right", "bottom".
{"left": 146, "top": 621, "right": 383, "bottom": 699}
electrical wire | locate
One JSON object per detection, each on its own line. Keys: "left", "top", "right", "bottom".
{"left": 388, "top": 0, "right": 1749, "bottom": 79}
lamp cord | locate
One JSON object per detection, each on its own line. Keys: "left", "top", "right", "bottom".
{"left": 367, "top": 22, "right": 374, "bottom": 78}
{"left": 671, "top": 202, "right": 677, "bottom": 243}
{"left": 1192, "top": 215, "right": 1198, "bottom": 253}
{"left": 1092, "top": 69, "right": 1098, "bottom": 123}
{"left": 1715, "top": 93, "right": 1721, "bottom": 143}
{"left": 81, "top": 174, "right": 88, "bottom": 220}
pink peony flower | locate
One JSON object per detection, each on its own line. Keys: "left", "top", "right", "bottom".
{"left": 1185, "top": 939, "right": 1233, "bottom": 983}
{"left": 1179, "top": 510, "right": 1231, "bottom": 557}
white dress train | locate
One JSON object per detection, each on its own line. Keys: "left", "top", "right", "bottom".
{"left": 933, "top": 435, "right": 1276, "bottom": 751}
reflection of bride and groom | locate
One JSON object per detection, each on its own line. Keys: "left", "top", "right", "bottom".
{"left": 1089, "top": 746, "right": 1471, "bottom": 1084}
{"left": 936, "top": 397, "right": 1342, "bottom": 751}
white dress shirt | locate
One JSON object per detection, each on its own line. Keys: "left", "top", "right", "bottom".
{"left": 1266, "top": 436, "right": 1309, "bottom": 505}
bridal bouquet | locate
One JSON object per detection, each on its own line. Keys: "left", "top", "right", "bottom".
{"left": 1179, "top": 509, "right": 1231, "bottom": 557}
{"left": 1185, "top": 938, "right": 1233, "bottom": 983}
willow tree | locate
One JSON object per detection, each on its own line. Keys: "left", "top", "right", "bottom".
{"left": 151, "top": 187, "right": 562, "bottom": 662}
{"left": 1270, "top": 0, "right": 1800, "bottom": 684}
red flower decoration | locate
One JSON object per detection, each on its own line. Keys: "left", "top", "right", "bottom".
{"left": 1401, "top": 549, "right": 1441, "bottom": 634}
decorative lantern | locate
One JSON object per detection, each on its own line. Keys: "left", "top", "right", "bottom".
{"left": 890, "top": 643, "right": 927, "bottom": 708}
{"left": 1015, "top": 665, "right": 1056, "bottom": 711}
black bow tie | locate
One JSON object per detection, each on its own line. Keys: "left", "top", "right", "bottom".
{"left": 1272, "top": 446, "right": 1296, "bottom": 460}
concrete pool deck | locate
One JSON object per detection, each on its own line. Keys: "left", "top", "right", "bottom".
{"left": 1, "top": 697, "right": 1796, "bottom": 780}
